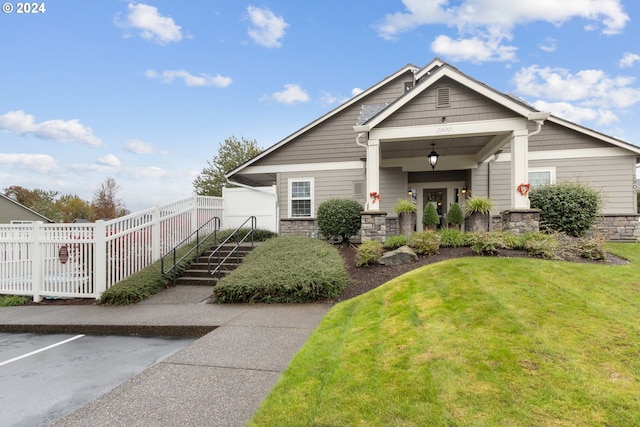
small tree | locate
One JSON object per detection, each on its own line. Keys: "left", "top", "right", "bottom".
{"left": 317, "top": 198, "right": 363, "bottom": 244}
{"left": 193, "top": 136, "right": 262, "bottom": 197}
{"left": 92, "top": 177, "right": 128, "bottom": 220}
{"left": 422, "top": 203, "right": 440, "bottom": 230}
{"left": 529, "top": 182, "right": 603, "bottom": 237}
{"left": 447, "top": 203, "right": 464, "bottom": 229}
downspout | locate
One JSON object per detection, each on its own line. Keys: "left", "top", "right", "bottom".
{"left": 487, "top": 150, "right": 501, "bottom": 231}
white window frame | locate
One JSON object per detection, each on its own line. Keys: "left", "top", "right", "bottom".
{"left": 288, "top": 178, "right": 314, "bottom": 218}
{"left": 528, "top": 167, "right": 556, "bottom": 189}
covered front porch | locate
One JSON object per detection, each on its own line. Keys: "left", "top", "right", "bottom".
{"left": 355, "top": 114, "right": 549, "bottom": 240}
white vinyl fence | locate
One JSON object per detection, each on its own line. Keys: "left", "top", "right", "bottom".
{"left": 0, "top": 196, "right": 223, "bottom": 301}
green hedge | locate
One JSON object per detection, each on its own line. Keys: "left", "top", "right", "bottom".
{"left": 214, "top": 235, "right": 350, "bottom": 303}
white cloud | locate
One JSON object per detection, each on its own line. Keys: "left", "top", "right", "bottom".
{"left": 431, "top": 34, "right": 517, "bottom": 63}
{"left": 352, "top": 88, "right": 364, "bottom": 97}
{"left": 0, "top": 110, "right": 102, "bottom": 146}
{"left": 271, "top": 84, "right": 310, "bottom": 104}
{"left": 539, "top": 37, "right": 557, "bottom": 53}
{"left": 0, "top": 153, "right": 59, "bottom": 174}
{"left": 124, "top": 139, "right": 168, "bottom": 155}
{"left": 145, "top": 69, "right": 232, "bottom": 87}
{"left": 377, "top": 0, "right": 629, "bottom": 62}
{"left": 247, "top": 6, "right": 288, "bottom": 48}
{"left": 620, "top": 52, "right": 640, "bottom": 68}
{"left": 97, "top": 154, "right": 121, "bottom": 167}
{"left": 512, "top": 65, "right": 640, "bottom": 126}
{"left": 116, "top": 3, "right": 182, "bottom": 44}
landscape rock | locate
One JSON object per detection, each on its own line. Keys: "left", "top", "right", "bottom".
{"left": 378, "top": 245, "right": 418, "bottom": 266}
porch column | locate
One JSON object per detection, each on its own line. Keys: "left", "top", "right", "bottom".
{"left": 511, "top": 129, "right": 530, "bottom": 209}
{"left": 366, "top": 139, "right": 381, "bottom": 210}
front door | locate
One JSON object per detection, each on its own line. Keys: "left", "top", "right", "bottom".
{"left": 423, "top": 188, "right": 447, "bottom": 228}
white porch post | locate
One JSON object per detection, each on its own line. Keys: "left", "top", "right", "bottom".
{"left": 366, "top": 139, "right": 380, "bottom": 210}
{"left": 511, "top": 129, "right": 530, "bottom": 209}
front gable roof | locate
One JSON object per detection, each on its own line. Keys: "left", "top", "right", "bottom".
{"left": 0, "top": 193, "right": 54, "bottom": 223}
{"left": 226, "top": 63, "right": 420, "bottom": 180}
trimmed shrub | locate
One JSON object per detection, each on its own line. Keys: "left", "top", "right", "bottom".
{"left": 214, "top": 236, "right": 350, "bottom": 303}
{"left": 522, "top": 232, "right": 561, "bottom": 259}
{"left": 317, "top": 198, "right": 363, "bottom": 244}
{"left": 356, "top": 241, "right": 384, "bottom": 267}
{"left": 446, "top": 203, "right": 464, "bottom": 226}
{"left": 438, "top": 228, "right": 466, "bottom": 248}
{"left": 409, "top": 230, "right": 441, "bottom": 255}
{"left": 384, "top": 234, "right": 409, "bottom": 250}
{"left": 422, "top": 203, "right": 440, "bottom": 228}
{"left": 529, "top": 182, "right": 603, "bottom": 237}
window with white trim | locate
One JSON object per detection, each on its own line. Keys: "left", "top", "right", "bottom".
{"left": 528, "top": 168, "right": 555, "bottom": 189}
{"left": 289, "top": 178, "right": 313, "bottom": 218}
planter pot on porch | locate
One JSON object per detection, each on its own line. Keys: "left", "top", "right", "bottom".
{"left": 398, "top": 212, "right": 416, "bottom": 236}
{"left": 466, "top": 212, "right": 489, "bottom": 232}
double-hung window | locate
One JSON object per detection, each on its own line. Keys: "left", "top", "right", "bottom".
{"left": 289, "top": 178, "right": 313, "bottom": 217}
{"left": 528, "top": 168, "right": 555, "bottom": 189}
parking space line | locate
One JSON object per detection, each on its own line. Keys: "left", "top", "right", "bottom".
{"left": 0, "top": 334, "right": 85, "bottom": 367}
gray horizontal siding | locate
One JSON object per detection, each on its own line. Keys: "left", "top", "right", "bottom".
{"left": 0, "top": 199, "right": 49, "bottom": 223}
{"left": 379, "top": 167, "right": 409, "bottom": 214}
{"left": 255, "top": 72, "right": 415, "bottom": 167}
{"left": 379, "top": 77, "right": 518, "bottom": 128}
{"left": 485, "top": 156, "right": 637, "bottom": 214}
{"left": 279, "top": 168, "right": 366, "bottom": 218}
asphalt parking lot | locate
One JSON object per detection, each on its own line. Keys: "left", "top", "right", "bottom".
{"left": 0, "top": 332, "right": 195, "bottom": 426}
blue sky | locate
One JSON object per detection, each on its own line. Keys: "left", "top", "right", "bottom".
{"left": 1, "top": 0, "right": 639, "bottom": 212}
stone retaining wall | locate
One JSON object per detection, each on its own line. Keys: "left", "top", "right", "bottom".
{"left": 592, "top": 214, "right": 640, "bottom": 242}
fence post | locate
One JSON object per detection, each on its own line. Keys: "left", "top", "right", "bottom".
{"left": 191, "top": 196, "right": 199, "bottom": 234}
{"left": 94, "top": 220, "right": 107, "bottom": 299}
{"left": 152, "top": 205, "right": 161, "bottom": 262}
{"left": 31, "top": 221, "right": 44, "bottom": 303}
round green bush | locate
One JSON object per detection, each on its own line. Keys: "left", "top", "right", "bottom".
{"left": 446, "top": 203, "right": 464, "bottom": 225}
{"left": 529, "top": 182, "right": 602, "bottom": 237}
{"left": 423, "top": 203, "right": 440, "bottom": 227}
{"left": 317, "top": 198, "right": 363, "bottom": 244}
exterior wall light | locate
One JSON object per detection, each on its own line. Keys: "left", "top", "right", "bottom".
{"left": 428, "top": 143, "right": 439, "bottom": 170}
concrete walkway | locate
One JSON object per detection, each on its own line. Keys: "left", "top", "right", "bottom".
{"left": 0, "top": 286, "right": 331, "bottom": 426}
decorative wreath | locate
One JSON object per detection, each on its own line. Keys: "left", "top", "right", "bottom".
{"left": 369, "top": 191, "right": 381, "bottom": 204}
{"left": 517, "top": 183, "right": 531, "bottom": 196}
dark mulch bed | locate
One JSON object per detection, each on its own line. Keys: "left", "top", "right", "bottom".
{"left": 26, "top": 244, "right": 627, "bottom": 306}
{"left": 336, "top": 245, "right": 628, "bottom": 302}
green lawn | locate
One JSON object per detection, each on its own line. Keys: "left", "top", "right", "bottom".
{"left": 248, "top": 243, "right": 640, "bottom": 426}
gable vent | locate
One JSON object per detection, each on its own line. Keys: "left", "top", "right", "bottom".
{"left": 436, "top": 87, "right": 450, "bottom": 108}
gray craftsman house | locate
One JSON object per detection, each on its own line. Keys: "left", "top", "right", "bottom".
{"left": 227, "top": 58, "right": 640, "bottom": 241}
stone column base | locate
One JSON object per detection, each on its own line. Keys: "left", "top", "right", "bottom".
{"left": 500, "top": 209, "right": 540, "bottom": 234}
{"left": 361, "top": 211, "right": 387, "bottom": 243}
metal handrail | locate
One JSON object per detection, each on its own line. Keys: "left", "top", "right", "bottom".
{"left": 207, "top": 216, "right": 257, "bottom": 278}
{"left": 161, "top": 216, "right": 221, "bottom": 286}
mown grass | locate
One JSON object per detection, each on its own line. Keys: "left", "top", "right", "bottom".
{"left": 248, "top": 242, "right": 640, "bottom": 426}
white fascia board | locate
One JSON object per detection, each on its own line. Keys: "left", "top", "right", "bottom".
{"left": 548, "top": 116, "right": 640, "bottom": 154}
{"left": 227, "top": 65, "right": 417, "bottom": 179}
{"left": 241, "top": 160, "right": 364, "bottom": 175}
{"left": 364, "top": 67, "right": 535, "bottom": 131}
{"left": 369, "top": 117, "right": 527, "bottom": 142}
{"left": 494, "top": 147, "right": 633, "bottom": 162}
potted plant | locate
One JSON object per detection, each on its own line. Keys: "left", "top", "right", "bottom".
{"left": 464, "top": 196, "right": 493, "bottom": 232}
{"left": 423, "top": 202, "right": 440, "bottom": 230}
{"left": 446, "top": 203, "right": 464, "bottom": 230}
{"left": 394, "top": 199, "right": 417, "bottom": 236}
